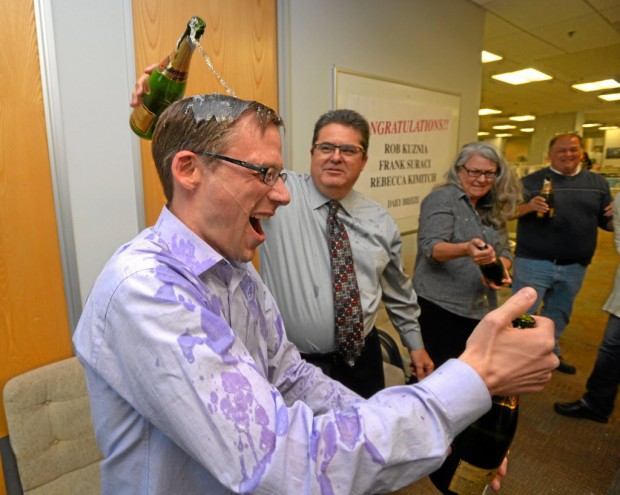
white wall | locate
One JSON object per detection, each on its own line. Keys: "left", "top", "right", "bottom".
{"left": 278, "top": 0, "right": 484, "bottom": 172}
{"left": 37, "top": 0, "right": 143, "bottom": 326}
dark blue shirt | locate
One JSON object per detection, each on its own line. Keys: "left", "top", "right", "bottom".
{"left": 516, "top": 167, "right": 612, "bottom": 263}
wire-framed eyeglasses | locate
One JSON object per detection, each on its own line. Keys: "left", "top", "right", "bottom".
{"left": 460, "top": 165, "right": 497, "bottom": 179}
{"left": 200, "top": 152, "right": 287, "bottom": 186}
{"left": 312, "top": 142, "right": 366, "bottom": 157}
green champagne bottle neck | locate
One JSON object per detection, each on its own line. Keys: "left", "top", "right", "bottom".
{"left": 161, "top": 16, "right": 206, "bottom": 82}
{"left": 129, "top": 16, "right": 206, "bottom": 139}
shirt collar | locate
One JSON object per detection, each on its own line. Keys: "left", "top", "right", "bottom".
{"left": 306, "top": 176, "right": 359, "bottom": 217}
{"left": 549, "top": 164, "right": 582, "bottom": 176}
{"left": 153, "top": 206, "right": 231, "bottom": 277}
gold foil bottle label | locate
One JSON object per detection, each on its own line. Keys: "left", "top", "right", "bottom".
{"left": 130, "top": 103, "right": 156, "bottom": 135}
{"left": 449, "top": 459, "right": 497, "bottom": 495}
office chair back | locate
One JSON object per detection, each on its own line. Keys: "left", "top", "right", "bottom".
{"left": 2, "top": 357, "right": 102, "bottom": 494}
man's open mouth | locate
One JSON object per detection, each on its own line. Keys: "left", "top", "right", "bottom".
{"left": 250, "top": 215, "right": 265, "bottom": 235}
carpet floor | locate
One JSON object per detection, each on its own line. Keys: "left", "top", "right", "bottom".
{"left": 386, "top": 229, "right": 620, "bottom": 495}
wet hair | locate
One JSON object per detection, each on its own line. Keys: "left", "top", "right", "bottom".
{"left": 548, "top": 132, "right": 583, "bottom": 151}
{"left": 151, "top": 93, "right": 283, "bottom": 201}
{"left": 443, "top": 141, "right": 522, "bottom": 227}
{"left": 311, "top": 109, "right": 369, "bottom": 154}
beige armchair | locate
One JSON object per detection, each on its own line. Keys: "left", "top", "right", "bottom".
{"left": 1, "top": 357, "right": 102, "bottom": 495}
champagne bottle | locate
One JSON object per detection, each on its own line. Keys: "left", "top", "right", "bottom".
{"left": 130, "top": 16, "right": 206, "bottom": 139}
{"left": 536, "top": 173, "right": 555, "bottom": 219}
{"left": 429, "top": 314, "right": 536, "bottom": 495}
{"left": 477, "top": 244, "right": 505, "bottom": 286}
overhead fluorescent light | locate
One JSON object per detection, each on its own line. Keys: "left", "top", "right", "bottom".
{"left": 509, "top": 115, "right": 536, "bottom": 122}
{"left": 599, "top": 93, "right": 620, "bottom": 101}
{"left": 493, "top": 125, "right": 517, "bottom": 130}
{"left": 495, "top": 133, "right": 513, "bottom": 137}
{"left": 482, "top": 51, "right": 502, "bottom": 63}
{"left": 582, "top": 123, "right": 602, "bottom": 128}
{"left": 520, "top": 128, "right": 535, "bottom": 132}
{"left": 599, "top": 126, "right": 619, "bottom": 130}
{"left": 477, "top": 131, "right": 490, "bottom": 136}
{"left": 479, "top": 108, "right": 502, "bottom": 115}
{"left": 572, "top": 79, "right": 620, "bottom": 92}
{"left": 492, "top": 68, "right": 552, "bottom": 85}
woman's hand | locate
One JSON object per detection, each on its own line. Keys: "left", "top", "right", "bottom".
{"left": 467, "top": 238, "right": 495, "bottom": 265}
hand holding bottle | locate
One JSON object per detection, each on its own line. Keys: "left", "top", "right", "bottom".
{"left": 467, "top": 238, "right": 494, "bottom": 264}
{"left": 129, "top": 16, "right": 206, "bottom": 139}
{"left": 431, "top": 293, "right": 554, "bottom": 494}
{"left": 459, "top": 287, "right": 558, "bottom": 396}
{"left": 130, "top": 63, "right": 158, "bottom": 109}
{"left": 527, "top": 194, "right": 552, "bottom": 216}
{"left": 536, "top": 173, "right": 555, "bottom": 218}
{"left": 469, "top": 239, "right": 512, "bottom": 288}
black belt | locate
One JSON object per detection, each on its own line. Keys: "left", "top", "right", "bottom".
{"left": 546, "top": 258, "right": 590, "bottom": 266}
{"left": 300, "top": 328, "right": 377, "bottom": 362}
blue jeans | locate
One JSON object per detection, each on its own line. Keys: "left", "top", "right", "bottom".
{"left": 512, "top": 257, "right": 587, "bottom": 356}
{"left": 582, "top": 314, "right": 620, "bottom": 418}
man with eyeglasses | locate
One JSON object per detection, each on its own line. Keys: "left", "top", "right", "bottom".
{"left": 80, "top": 91, "right": 558, "bottom": 493}
{"left": 512, "top": 132, "right": 613, "bottom": 374}
{"left": 260, "top": 109, "right": 434, "bottom": 398}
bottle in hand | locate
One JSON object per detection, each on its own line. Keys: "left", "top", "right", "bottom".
{"left": 429, "top": 314, "right": 535, "bottom": 495}
{"left": 536, "top": 173, "right": 554, "bottom": 219}
{"left": 130, "top": 16, "right": 206, "bottom": 139}
{"left": 478, "top": 244, "right": 506, "bottom": 286}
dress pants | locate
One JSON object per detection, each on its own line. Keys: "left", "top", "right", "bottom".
{"left": 582, "top": 314, "right": 620, "bottom": 418}
{"left": 418, "top": 297, "right": 479, "bottom": 368}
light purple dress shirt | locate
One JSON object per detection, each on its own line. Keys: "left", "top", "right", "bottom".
{"left": 73, "top": 206, "right": 490, "bottom": 494}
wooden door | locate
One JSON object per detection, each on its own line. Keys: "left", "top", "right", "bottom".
{"left": 131, "top": 0, "right": 279, "bottom": 226}
{"left": 0, "top": 0, "right": 73, "bottom": 491}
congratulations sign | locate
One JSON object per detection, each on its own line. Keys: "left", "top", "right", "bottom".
{"left": 335, "top": 68, "right": 460, "bottom": 234}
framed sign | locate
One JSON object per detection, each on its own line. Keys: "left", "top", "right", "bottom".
{"left": 334, "top": 67, "right": 460, "bottom": 234}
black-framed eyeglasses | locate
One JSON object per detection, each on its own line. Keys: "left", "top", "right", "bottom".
{"left": 199, "top": 152, "right": 287, "bottom": 186}
{"left": 460, "top": 165, "right": 497, "bottom": 179}
{"left": 312, "top": 142, "right": 366, "bottom": 157}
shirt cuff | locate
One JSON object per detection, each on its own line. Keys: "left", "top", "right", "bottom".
{"left": 400, "top": 327, "right": 424, "bottom": 350}
{"left": 422, "top": 358, "right": 491, "bottom": 434}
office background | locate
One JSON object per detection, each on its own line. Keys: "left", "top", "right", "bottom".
{"left": 2, "top": 1, "right": 618, "bottom": 493}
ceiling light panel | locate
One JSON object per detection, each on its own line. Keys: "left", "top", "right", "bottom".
{"left": 509, "top": 115, "right": 536, "bottom": 121}
{"left": 479, "top": 108, "right": 502, "bottom": 115}
{"left": 492, "top": 68, "right": 552, "bottom": 85}
{"left": 599, "top": 93, "right": 620, "bottom": 102}
{"left": 572, "top": 79, "right": 620, "bottom": 92}
{"left": 482, "top": 51, "right": 502, "bottom": 63}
